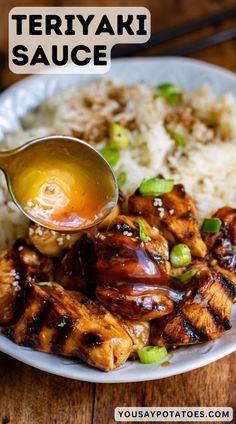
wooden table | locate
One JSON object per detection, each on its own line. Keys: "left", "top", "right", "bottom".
{"left": 1, "top": 0, "right": 236, "bottom": 423}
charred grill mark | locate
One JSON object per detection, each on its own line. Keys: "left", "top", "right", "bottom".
{"left": 196, "top": 291, "right": 230, "bottom": 330}
{"left": 28, "top": 299, "right": 52, "bottom": 336}
{"left": 218, "top": 275, "right": 236, "bottom": 299}
{"left": 23, "top": 282, "right": 33, "bottom": 308}
{"left": 51, "top": 316, "right": 73, "bottom": 354}
{"left": 221, "top": 319, "right": 231, "bottom": 331}
{"left": 177, "top": 311, "right": 211, "bottom": 342}
{"left": 180, "top": 319, "right": 200, "bottom": 343}
{"left": 180, "top": 212, "right": 194, "bottom": 220}
{"left": 83, "top": 332, "right": 102, "bottom": 347}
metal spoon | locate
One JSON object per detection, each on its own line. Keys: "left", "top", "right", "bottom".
{"left": 0, "top": 135, "right": 118, "bottom": 232}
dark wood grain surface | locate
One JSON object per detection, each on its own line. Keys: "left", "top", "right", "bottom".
{"left": 1, "top": 0, "right": 236, "bottom": 423}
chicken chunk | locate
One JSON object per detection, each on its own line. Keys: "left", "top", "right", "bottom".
{"left": 56, "top": 236, "right": 96, "bottom": 295}
{"left": 29, "top": 222, "right": 82, "bottom": 257}
{"left": 116, "top": 317, "right": 150, "bottom": 360}
{"left": 0, "top": 249, "right": 24, "bottom": 325}
{"left": 95, "top": 215, "right": 182, "bottom": 321}
{"left": 128, "top": 184, "right": 207, "bottom": 258}
{"left": 70, "top": 292, "right": 149, "bottom": 359}
{"left": 14, "top": 239, "right": 55, "bottom": 285}
{"left": 150, "top": 269, "right": 236, "bottom": 346}
{"left": 5, "top": 283, "right": 132, "bottom": 372}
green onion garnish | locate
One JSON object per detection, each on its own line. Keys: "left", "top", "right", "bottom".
{"left": 109, "top": 122, "right": 129, "bottom": 149}
{"left": 167, "top": 128, "right": 186, "bottom": 148}
{"left": 201, "top": 218, "right": 222, "bottom": 234}
{"left": 178, "top": 268, "right": 198, "bottom": 283}
{"left": 138, "top": 346, "right": 168, "bottom": 364}
{"left": 38, "top": 282, "right": 53, "bottom": 287}
{"left": 153, "top": 83, "right": 182, "bottom": 105}
{"left": 139, "top": 178, "right": 174, "bottom": 196}
{"left": 135, "top": 218, "right": 150, "bottom": 242}
{"left": 100, "top": 146, "right": 120, "bottom": 167}
{"left": 170, "top": 244, "right": 192, "bottom": 268}
{"left": 117, "top": 172, "right": 127, "bottom": 189}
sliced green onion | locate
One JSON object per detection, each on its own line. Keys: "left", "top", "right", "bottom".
{"left": 38, "top": 282, "right": 53, "bottom": 287}
{"left": 201, "top": 218, "right": 222, "bottom": 234}
{"left": 100, "top": 146, "right": 120, "bottom": 167}
{"left": 135, "top": 218, "right": 150, "bottom": 242}
{"left": 117, "top": 172, "right": 127, "bottom": 189}
{"left": 139, "top": 178, "right": 174, "bottom": 196}
{"left": 138, "top": 346, "right": 168, "bottom": 364}
{"left": 167, "top": 128, "right": 186, "bottom": 148}
{"left": 109, "top": 122, "right": 129, "bottom": 149}
{"left": 170, "top": 244, "right": 192, "bottom": 268}
{"left": 153, "top": 83, "right": 182, "bottom": 105}
{"left": 178, "top": 268, "right": 198, "bottom": 283}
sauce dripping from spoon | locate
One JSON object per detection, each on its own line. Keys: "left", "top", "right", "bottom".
{"left": 0, "top": 136, "right": 118, "bottom": 232}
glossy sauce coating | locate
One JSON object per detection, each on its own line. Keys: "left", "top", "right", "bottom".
{"left": 6, "top": 139, "right": 116, "bottom": 231}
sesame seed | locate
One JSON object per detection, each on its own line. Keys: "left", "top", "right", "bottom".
{"left": 18, "top": 246, "right": 24, "bottom": 251}
{"left": 157, "top": 208, "right": 165, "bottom": 218}
{"left": 169, "top": 209, "right": 175, "bottom": 215}
{"left": 57, "top": 237, "right": 64, "bottom": 246}
{"left": 123, "top": 231, "right": 129, "bottom": 236}
{"left": 35, "top": 226, "right": 43, "bottom": 236}
{"left": 152, "top": 227, "right": 159, "bottom": 233}
{"left": 66, "top": 235, "right": 71, "bottom": 240}
{"left": 29, "top": 227, "right": 34, "bottom": 236}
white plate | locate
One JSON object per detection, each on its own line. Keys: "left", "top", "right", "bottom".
{"left": 0, "top": 57, "right": 236, "bottom": 383}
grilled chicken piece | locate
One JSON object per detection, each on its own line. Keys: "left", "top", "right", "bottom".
{"left": 116, "top": 318, "right": 150, "bottom": 360}
{"left": 203, "top": 207, "right": 236, "bottom": 272}
{"left": 95, "top": 215, "right": 182, "bottom": 321}
{"left": 56, "top": 236, "right": 96, "bottom": 295}
{"left": 0, "top": 249, "right": 24, "bottom": 325}
{"left": 150, "top": 269, "right": 236, "bottom": 346}
{"left": 5, "top": 282, "right": 132, "bottom": 371}
{"left": 70, "top": 292, "right": 149, "bottom": 359}
{"left": 98, "top": 190, "right": 125, "bottom": 231}
{"left": 14, "top": 239, "right": 55, "bottom": 285}
{"left": 29, "top": 222, "right": 82, "bottom": 257}
{"left": 128, "top": 184, "right": 207, "bottom": 258}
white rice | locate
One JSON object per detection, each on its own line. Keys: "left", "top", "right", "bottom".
{"left": 1, "top": 79, "right": 236, "bottom": 247}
